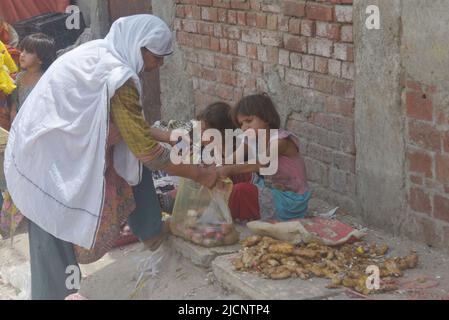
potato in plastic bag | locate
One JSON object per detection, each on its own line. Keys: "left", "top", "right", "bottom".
{"left": 170, "top": 178, "right": 239, "bottom": 247}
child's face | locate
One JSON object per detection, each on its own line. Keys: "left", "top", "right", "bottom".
{"left": 236, "top": 114, "right": 270, "bottom": 133}
{"left": 19, "top": 50, "right": 42, "bottom": 70}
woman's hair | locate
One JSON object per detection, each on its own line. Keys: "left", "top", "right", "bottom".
{"left": 197, "top": 102, "right": 236, "bottom": 133}
{"left": 232, "top": 93, "right": 281, "bottom": 129}
{"left": 19, "top": 33, "right": 56, "bottom": 71}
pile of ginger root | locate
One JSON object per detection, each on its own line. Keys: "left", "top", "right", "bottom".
{"left": 232, "top": 236, "right": 419, "bottom": 295}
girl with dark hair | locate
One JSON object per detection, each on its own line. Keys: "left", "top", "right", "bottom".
{"left": 220, "top": 93, "right": 311, "bottom": 222}
{"left": 10, "top": 33, "right": 57, "bottom": 121}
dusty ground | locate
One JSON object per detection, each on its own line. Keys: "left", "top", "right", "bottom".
{"left": 77, "top": 241, "right": 244, "bottom": 300}
{"left": 1, "top": 198, "right": 448, "bottom": 300}
{"left": 0, "top": 276, "right": 17, "bottom": 300}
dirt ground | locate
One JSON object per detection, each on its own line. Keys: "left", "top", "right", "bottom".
{"left": 1, "top": 199, "right": 448, "bottom": 300}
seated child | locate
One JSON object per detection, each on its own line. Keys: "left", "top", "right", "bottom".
{"left": 148, "top": 102, "right": 246, "bottom": 212}
{"left": 219, "top": 93, "right": 311, "bottom": 222}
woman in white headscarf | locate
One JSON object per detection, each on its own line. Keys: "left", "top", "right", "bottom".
{"left": 4, "top": 14, "right": 217, "bottom": 300}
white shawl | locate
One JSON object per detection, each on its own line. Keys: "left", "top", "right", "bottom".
{"left": 4, "top": 15, "right": 173, "bottom": 249}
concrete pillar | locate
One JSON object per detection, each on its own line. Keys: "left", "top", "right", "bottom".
{"left": 353, "top": 0, "right": 407, "bottom": 234}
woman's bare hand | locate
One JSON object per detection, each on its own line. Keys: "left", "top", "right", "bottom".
{"left": 196, "top": 166, "right": 219, "bottom": 189}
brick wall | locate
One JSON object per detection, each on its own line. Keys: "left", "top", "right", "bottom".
{"left": 174, "top": 0, "right": 356, "bottom": 213}
{"left": 405, "top": 76, "right": 449, "bottom": 248}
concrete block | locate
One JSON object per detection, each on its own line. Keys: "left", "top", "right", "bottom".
{"left": 212, "top": 253, "right": 344, "bottom": 300}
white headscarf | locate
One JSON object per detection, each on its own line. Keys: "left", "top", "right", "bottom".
{"left": 4, "top": 15, "right": 173, "bottom": 249}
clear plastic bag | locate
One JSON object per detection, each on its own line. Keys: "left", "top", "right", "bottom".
{"left": 170, "top": 178, "right": 239, "bottom": 247}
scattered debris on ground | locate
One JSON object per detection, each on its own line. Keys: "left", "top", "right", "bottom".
{"left": 232, "top": 236, "right": 419, "bottom": 295}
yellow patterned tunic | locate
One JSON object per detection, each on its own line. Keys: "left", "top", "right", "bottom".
{"left": 72, "top": 79, "right": 171, "bottom": 264}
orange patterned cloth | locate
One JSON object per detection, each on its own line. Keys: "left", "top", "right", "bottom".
{"left": 73, "top": 150, "right": 136, "bottom": 264}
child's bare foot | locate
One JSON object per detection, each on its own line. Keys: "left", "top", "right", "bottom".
{"left": 143, "top": 219, "right": 171, "bottom": 251}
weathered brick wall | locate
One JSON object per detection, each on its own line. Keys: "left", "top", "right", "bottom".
{"left": 174, "top": 0, "right": 356, "bottom": 213}
{"left": 405, "top": 77, "right": 449, "bottom": 247}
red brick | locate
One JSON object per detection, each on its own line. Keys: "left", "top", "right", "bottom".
{"left": 261, "top": 31, "right": 282, "bottom": 47}
{"left": 315, "top": 22, "right": 340, "bottom": 40}
{"left": 230, "top": 0, "right": 250, "bottom": 10}
{"left": 406, "top": 91, "right": 433, "bottom": 121}
{"left": 218, "top": 8, "right": 227, "bottom": 22}
{"left": 409, "top": 187, "right": 432, "bottom": 214}
{"left": 434, "top": 195, "right": 449, "bottom": 223}
{"left": 285, "top": 68, "right": 309, "bottom": 87}
{"left": 308, "top": 142, "right": 333, "bottom": 164}
{"left": 310, "top": 74, "right": 333, "bottom": 94}
{"left": 315, "top": 57, "right": 329, "bottom": 74}
{"left": 306, "top": 3, "right": 333, "bottom": 21}
{"left": 201, "top": 7, "right": 218, "bottom": 21}
{"left": 242, "top": 29, "right": 260, "bottom": 44}
{"left": 210, "top": 37, "right": 220, "bottom": 51}
{"left": 262, "top": 4, "right": 281, "bottom": 14}
{"left": 267, "top": 15, "right": 278, "bottom": 30}
{"left": 333, "top": 79, "right": 354, "bottom": 99}
{"left": 197, "top": 22, "right": 212, "bottom": 35}
{"left": 237, "top": 11, "right": 246, "bottom": 25}
{"left": 176, "top": 6, "right": 186, "bottom": 18}
{"left": 199, "top": 79, "right": 215, "bottom": 94}
{"left": 436, "top": 154, "right": 449, "bottom": 184}
{"left": 213, "top": 0, "right": 230, "bottom": 8}
{"left": 413, "top": 214, "right": 442, "bottom": 248}
{"left": 283, "top": 1, "right": 305, "bottom": 18}
{"left": 325, "top": 96, "right": 354, "bottom": 116}
{"left": 301, "top": 54, "right": 314, "bottom": 71}
{"left": 410, "top": 175, "right": 423, "bottom": 185}
{"left": 408, "top": 120, "right": 441, "bottom": 151}
{"left": 301, "top": 20, "right": 315, "bottom": 37}
{"left": 216, "top": 84, "right": 235, "bottom": 101}
{"left": 266, "top": 47, "right": 279, "bottom": 64}
{"left": 217, "top": 70, "right": 237, "bottom": 86}
{"left": 256, "top": 13, "right": 267, "bottom": 28}
{"left": 197, "top": 0, "right": 212, "bottom": 6}
{"left": 246, "top": 12, "right": 256, "bottom": 27}
{"left": 279, "top": 16, "right": 290, "bottom": 32}
{"left": 215, "top": 55, "right": 233, "bottom": 70}
{"left": 341, "top": 25, "right": 353, "bottom": 43}
{"left": 437, "top": 111, "right": 449, "bottom": 126}
{"left": 201, "top": 35, "right": 211, "bottom": 49}
{"left": 252, "top": 61, "right": 264, "bottom": 75}
{"left": 228, "top": 40, "right": 238, "bottom": 55}
{"left": 308, "top": 38, "right": 333, "bottom": 57}
{"left": 444, "top": 131, "right": 449, "bottom": 153}
{"left": 408, "top": 150, "right": 433, "bottom": 178}
{"left": 335, "top": 5, "right": 353, "bottom": 23}
{"left": 185, "top": 5, "right": 202, "bottom": 19}
{"left": 249, "top": 0, "right": 261, "bottom": 10}
{"left": 202, "top": 67, "right": 217, "bottom": 81}
{"left": 228, "top": 10, "right": 237, "bottom": 24}
{"left": 289, "top": 18, "right": 301, "bottom": 35}
{"left": 219, "top": 39, "right": 229, "bottom": 53}
{"left": 247, "top": 44, "right": 258, "bottom": 59}
{"left": 237, "top": 74, "right": 257, "bottom": 91}
{"left": 310, "top": 113, "right": 334, "bottom": 131}
{"left": 341, "top": 62, "right": 355, "bottom": 80}
{"left": 223, "top": 26, "right": 240, "bottom": 39}
{"left": 284, "top": 34, "right": 307, "bottom": 53}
